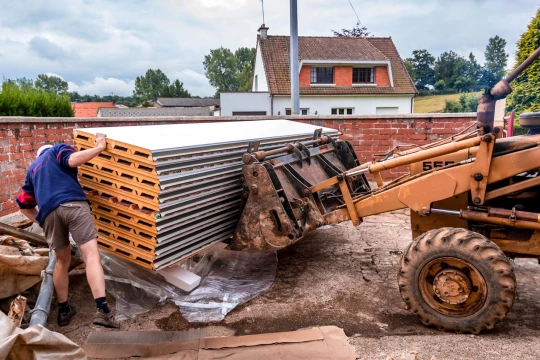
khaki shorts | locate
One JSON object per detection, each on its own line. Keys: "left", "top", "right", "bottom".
{"left": 42, "top": 201, "right": 98, "bottom": 250}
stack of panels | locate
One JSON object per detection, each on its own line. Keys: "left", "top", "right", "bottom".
{"left": 73, "top": 120, "right": 339, "bottom": 270}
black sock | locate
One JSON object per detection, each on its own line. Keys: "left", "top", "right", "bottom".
{"left": 58, "top": 301, "right": 71, "bottom": 314}
{"left": 95, "top": 297, "right": 110, "bottom": 314}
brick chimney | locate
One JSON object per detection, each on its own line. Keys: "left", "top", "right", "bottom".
{"left": 258, "top": 24, "right": 269, "bottom": 40}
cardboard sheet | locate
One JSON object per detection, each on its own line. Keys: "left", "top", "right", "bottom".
{"left": 0, "top": 311, "right": 85, "bottom": 360}
{"left": 83, "top": 326, "right": 355, "bottom": 360}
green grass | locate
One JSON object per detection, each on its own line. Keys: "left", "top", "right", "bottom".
{"left": 414, "top": 92, "right": 481, "bottom": 113}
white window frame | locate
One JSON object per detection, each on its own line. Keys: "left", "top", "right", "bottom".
{"left": 331, "top": 108, "right": 354, "bottom": 115}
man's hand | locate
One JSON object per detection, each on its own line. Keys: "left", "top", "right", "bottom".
{"left": 68, "top": 132, "right": 109, "bottom": 168}
{"left": 94, "top": 133, "right": 107, "bottom": 151}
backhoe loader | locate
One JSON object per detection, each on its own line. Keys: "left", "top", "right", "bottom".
{"left": 232, "top": 47, "right": 540, "bottom": 333}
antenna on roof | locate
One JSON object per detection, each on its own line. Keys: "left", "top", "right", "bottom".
{"left": 260, "top": 0, "right": 265, "bottom": 24}
{"left": 347, "top": 0, "right": 363, "bottom": 26}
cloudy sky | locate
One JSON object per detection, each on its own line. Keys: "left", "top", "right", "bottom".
{"left": 1, "top": 0, "right": 538, "bottom": 97}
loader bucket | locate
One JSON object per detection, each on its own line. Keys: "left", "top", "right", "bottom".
{"left": 232, "top": 135, "right": 370, "bottom": 251}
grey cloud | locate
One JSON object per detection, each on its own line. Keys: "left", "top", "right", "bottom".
{"left": 29, "top": 37, "right": 70, "bottom": 61}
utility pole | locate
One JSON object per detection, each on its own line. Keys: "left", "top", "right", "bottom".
{"left": 290, "top": 0, "right": 300, "bottom": 115}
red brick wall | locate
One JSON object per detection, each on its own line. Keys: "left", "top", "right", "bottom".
{"left": 299, "top": 66, "right": 311, "bottom": 87}
{"left": 335, "top": 66, "right": 353, "bottom": 87}
{"left": 375, "top": 66, "right": 391, "bottom": 86}
{"left": 0, "top": 115, "right": 476, "bottom": 216}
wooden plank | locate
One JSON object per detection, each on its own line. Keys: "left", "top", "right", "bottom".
{"left": 80, "top": 180, "right": 159, "bottom": 211}
{"left": 86, "top": 191, "right": 158, "bottom": 220}
{"left": 94, "top": 214, "right": 156, "bottom": 246}
{"left": 97, "top": 235, "right": 155, "bottom": 264}
{"left": 76, "top": 142, "right": 157, "bottom": 171}
{"left": 83, "top": 158, "right": 159, "bottom": 186}
{"left": 79, "top": 167, "right": 160, "bottom": 196}
{"left": 91, "top": 207, "right": 157, "bottom": 235}
{"left": 74, "top": 130, "right": 154, "bottom": 164}
{"left": 0, "top": 221, "right": 48, "bottom": 247}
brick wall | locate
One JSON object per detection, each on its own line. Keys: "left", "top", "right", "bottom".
{"left": 0, "top": 114, "right": 476, "bottom": 216}
{"left": 375, "top": 66, "right": 391, "bottom": 86}
{"left": 299, "top": 66, "right": 311, "bottom": 87}
{"left": 335, "top": 66, "right": 353, "bottom": 87}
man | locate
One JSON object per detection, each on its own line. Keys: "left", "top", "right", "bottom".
{"left": 16, "top": 133, "right": 119, "bottom": 328}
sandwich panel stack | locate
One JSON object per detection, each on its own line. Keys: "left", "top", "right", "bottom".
{"left": 73, "top": 120, "right": 339, "bottom": 270}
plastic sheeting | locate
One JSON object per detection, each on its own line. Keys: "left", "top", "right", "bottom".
{"left": 101, "top": 247, "right": 277, "bottom": 322}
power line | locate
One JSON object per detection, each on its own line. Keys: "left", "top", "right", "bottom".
{"left": 347, "top": 0, "right": 363, "bottom": 26}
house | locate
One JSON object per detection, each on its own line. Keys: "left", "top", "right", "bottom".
{"left": 72, "top": 102, "right": 115, "bottom": 117}
{"left": 97, "top": 107, "right": 212, "bottom": 117}
{"left": 221, "top": 26, "right": 417, "bottom": 116}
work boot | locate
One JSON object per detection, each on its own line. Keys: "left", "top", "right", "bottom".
{"left": 57, "top": 305, "right": 77, "bottom": 327}
{"left": 93, "top": 310, "right": 120, "bottom": 328}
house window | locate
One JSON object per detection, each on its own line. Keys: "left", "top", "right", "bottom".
{"left": 353, "top": 68, "right": 374, "bottom": 83}
{"left": 310, "top": 67, "right": 334, "bottom": 84}
{"left": 285, "top": 108, "right": 309, "bottom": 115}
{"left": 331, "top": 108, "right": 353, "bottom": 115}
{"left": 254, "top": 75, "right": 258, "bottom": 91}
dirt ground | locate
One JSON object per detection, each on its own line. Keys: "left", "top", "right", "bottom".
{"left": 47, "top": 210, "right": 540, "bottom": 360}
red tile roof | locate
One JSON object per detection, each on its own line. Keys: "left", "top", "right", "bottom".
{"left": 72, "top": 102, "right": 115, "bottom": 117}
{"left": 258, "top": 36, "right": 417, "bottom": 96}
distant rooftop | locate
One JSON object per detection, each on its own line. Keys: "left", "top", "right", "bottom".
{"left": 157, "top": 98, "right": 220, "bottom": 107}
{"left": 97, "top": 107, "right": 212, "bottom": 118}
{"left": 72, "top": 102, "right": 115, "bottom": 117}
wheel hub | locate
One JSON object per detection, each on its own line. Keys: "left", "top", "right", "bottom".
{"left": 433, "top": 269, "right": 471, "bottom": 305}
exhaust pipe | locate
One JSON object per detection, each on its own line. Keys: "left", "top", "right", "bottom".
{"left": 476, "top": 46, "right": 540, "bottom": 133}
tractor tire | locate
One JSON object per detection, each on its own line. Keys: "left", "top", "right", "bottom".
{"left": 398, "top": 227, "right": 516, "bottom": 334}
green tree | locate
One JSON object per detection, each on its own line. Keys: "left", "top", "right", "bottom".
{"left": 481, "top": 36, "right": 508, "bottom": 87}
{"left": 0, "top": 81, "right": 73, "bottom": 116}
{"left": 34, "top": 74, "right": 68, "bottom": 94}
{"left": 235, "top": 47, "right": 256, "bottom": 91}
{"left": 403, "top": 60, "right": 415, "bottom": 82}
{"left": 203, "top": 47, "right": 240, "bottom": 96}
{"left": 466, "top": 52, "right": 481, "bottom": 90}
{"left": 443, "top": 93, "right": 480, "bottom": 113}
{"left": 331, "top": 21, "right": 371, "bottom": 37}
{"left": 133, "top": 69, "right": 190, "bottom": 101}
{"left": 203, "top": 46, "right": 256, "bottom": 95}
{"left": 406, "top": 50, "right": 435, "bottom": 90}
{"left": 434, "top": 51, "right": 469, "bottom": 91}
{"left": 507, "top": 9, "right": 540, "bottom": 114}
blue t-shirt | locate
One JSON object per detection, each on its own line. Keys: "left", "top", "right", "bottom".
{"left": 16, "top": 144, "right": 89, "bottom": 227}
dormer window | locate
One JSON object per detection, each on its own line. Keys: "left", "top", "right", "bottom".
{"left": 353, "top": 68, "right": 374, "bottom": 83}
{"left": 310, "top": 67, "right": 334, "bottom": 84}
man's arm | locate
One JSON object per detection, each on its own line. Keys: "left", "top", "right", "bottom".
{"left": 68, "top": 133, "right": 107, "bottom": 168}
{"left": 20, "top": 208, "right": 38, "bottom": 223}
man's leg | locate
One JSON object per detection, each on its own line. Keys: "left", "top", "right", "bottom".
{"left": 42, "top": 207, "right": 76, "bottom": 326}
{"left": 67, "top": 201, "right": 119, "bottom": 328}
{"left": 53, "top": 245, "right": 72, "bottom": 303}
{"left": 79, "top": 239, "right": 105, "bottom": 299}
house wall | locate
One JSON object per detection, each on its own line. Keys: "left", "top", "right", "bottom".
{"left": 252, "top": 44, "right": 269, "bottom": 92}
{"left": 299, "top": 66, "right": 311, "bottom": 87}
{"left": 0, "top": 113, "right": 475, "bottom": 216}
{"left": 335, "top": 67, "right": 353, "bottom": 87}
{"left": 220, "top": 92, "right": 271, "bottom": 116}
{"left": 273, "top": 95, "right": 413, "bottom": 115}
{"left": 375, "top": 66, "right": 391, "bottom": 86}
